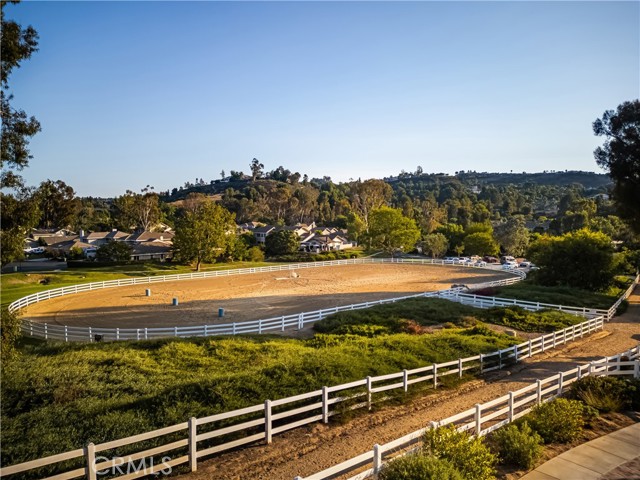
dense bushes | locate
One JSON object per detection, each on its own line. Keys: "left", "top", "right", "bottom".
{"left": 379, "top": 455, "right": 463, "bottom": 480}
{"left": 527, "top": 398, "right": 595, "bottom": 443}
{"left": 0, "top": 308, "right": 21, "bottom": 363}
{"left": 569, "top": 376, "right": 639, "bottom": 413}
{"left": 423, "top": 425, "right": 497, "bottom": 480}
{"left": 482, "top": 306, "right": 581, "bottom": 332}
{"left": 492, "top": 421, "right": 543, "bottom": 469}
{"left": 314, "top": 298, "right": 583, "bottom": 336}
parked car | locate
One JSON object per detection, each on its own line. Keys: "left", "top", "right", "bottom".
{"left": 483, "top": 256, "right": 499, "bottom": 263}
{"left": 502, "top": 261, "right": 518, "bottom": 270}
{"left": 519, "top": 261, "right": 531, "bottom": 268}
{"left": 474, "top": 261, "right": 487, "bottom": 267}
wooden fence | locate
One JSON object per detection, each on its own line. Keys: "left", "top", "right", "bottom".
{"left": 12, "top": 258, "right": 526, "bottom": 342}
{"left": 295, "top": 346, "right": 640, "bottom": 480}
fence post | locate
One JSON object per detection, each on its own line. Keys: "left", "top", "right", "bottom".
{"left": 458, "top": 358, "right": 463, "bottom": 378}
{"left": 188, "top": 417, "right": 197, "bottom": 472}
{"left": 508, "top": 391, "right": 514, "bottom": 423}
{"left": 403, "top": 369, "right": 409, "bottom": 392}
{"left": 499, "top": 350, "right": 503, "bottom": 369}
{"left": 281, "top": 316, "right": 285, "bottom": 331}
{"left": 85, "top": 442, "right": 96, "bottom": 480}
{"left": 367, "top": 376, "right": 372, "bottom": 410}
{"left": 65, "top": 325, "right": 68, "bottom": 342}
{"left": 558, "top": 372, "right": 564, "bottom": 395}
{"left": 480, "top": 354, "right": 484, "bottom": 374}
{"left": 528, "top": 339, "right": 533, "bottom": 358}
{"left": 588, "top": 362, "right": 594, "bottom": 376}
{"left": 233, "top": 323, "right": 236, "bottom": 335}
{"left": 635, "top": 361, "right": 640, "bottom": 379}
{"left": 536, "top": 379, "right": 542, "bottom": 404}
{"left": 475, "top": 404, "right": 482, "bottom": 436}
{"left": 553, "top": 331, "right": 557, "bottom": 348}
{"left": 144, "top": 327, "right": 148, "bottom": 340}
{"left": 372, "top": 444, "right": 382, "bottom": 474}
{"left": 577, "top": 365, "right": 582, "bottom": 381}
{"left": 45, "top": 323, "right": 48, "bottom": 340}
{"left": 265, "top": 400, "right": 272, "bottom": 444}
{"left": 433, "top": 363, "right": 438, "bottom": 389}
{"left": 259, "top": 319, "right": 263, "bottom": 334}
{"left": 322, "top": 386, "right": 329, "bottom": 423}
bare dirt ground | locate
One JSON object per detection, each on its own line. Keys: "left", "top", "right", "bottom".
{"left": 22, "top": 264, "right": 510, "bottom": 328}
{"left": 181, "top": 287, "right": 640, "bottom": 480}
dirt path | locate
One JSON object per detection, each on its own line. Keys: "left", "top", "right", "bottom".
{"left": 183, "top": 287, "right": 640, "bottom": 480}
{"left": 22, "top": 264, "right": 510, "bottom": 328}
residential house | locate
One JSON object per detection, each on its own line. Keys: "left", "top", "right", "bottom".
{"left": 253, "top": 225, "right": 277, "bottom": 244}
{"left": 83, "top": 229, "right": 130, "bottom": 246}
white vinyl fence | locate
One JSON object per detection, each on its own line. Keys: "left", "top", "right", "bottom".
{"left": 2, "top": 271, "right": 636, "bottom": 480}
{"left": 12, "top": 258, "right": 526, "bottom": 342}
{"left": 295, "top": 346, "right": 640, "bottom": 480}
{"left": 0, "top": 312, "right": 613, "bottom": 480}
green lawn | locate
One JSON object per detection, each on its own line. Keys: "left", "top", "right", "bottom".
{"left": 0, "top": 261, "right": 274, "bottom": 308}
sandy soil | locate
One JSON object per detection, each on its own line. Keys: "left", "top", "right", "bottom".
{"left": 22, "top": 264, "right": 511, "bottom": 328}
{"left": 180, "top": 287, "right": 640, "bottom": 480}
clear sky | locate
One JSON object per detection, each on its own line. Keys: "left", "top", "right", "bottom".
{"left": 6, "top": 1, "right": 639, "bottom": 197}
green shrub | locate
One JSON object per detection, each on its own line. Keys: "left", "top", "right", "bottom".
{"left": 379, "top": 454, "right": 463, "bottom": 480}
{"left": 1, "top": 308, "right": 21, "bottom": 363}
{"left": 492, "top": 421, "right": 543, "bottom": 469}
{"left": 569, "top": 376, "right": 635, "bottom": 413}
{"left": 483, "top": 307, "right": 581, "bottom": 333}
{"left": 528, "top": 398, "right": 588, "bottom": 443}
{"left": 423, "top": 425, "right": 497, "bottom": 480}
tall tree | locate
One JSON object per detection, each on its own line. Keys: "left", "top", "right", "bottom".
{"left": 368, "top": 206, "right": 420, "bottom": 256}
{"left": 421, "top": 233, "right": 448, "bottom": 259}
{"left": 593, "top": 100, "right": 640, "bottom": 233}
{"left": 0, "top": 187, "right": 39, "bottom": 265}
{"left": 111, "top": 187, "right": 160, "bottom": 231}
{"left": 349, "top": 179, "right": 393, "bottom": 247}
{"left": 528, "top": 229, "right": 615, "bottom": 291}
{"left": 1, "top": 0, "right": 41, "bottom": 189}
{"left": 173, "top": 202, "right": 236, "bottom": 271}
{"left": 250, "top": 158, "right": 264, "bottom": 182}
{"left": 463, "top": 232, "right": 499, "bottom": 256}
{"left": 493, "top": 215, "right": 529, "bottom": 256}
{"left": 265, "top": 230, "right": 299, "bottom": 256}
{"left": 35, "top": 179, "right": 77, "bottom": 229}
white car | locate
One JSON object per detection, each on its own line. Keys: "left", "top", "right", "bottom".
{"left": 519, "top": 261, "right": 531, "bottom": 268}
{"left": 474, "top": 261, "right": 487, "bottom": 267}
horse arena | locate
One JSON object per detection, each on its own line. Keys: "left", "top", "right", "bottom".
{"left": 23, "top": 264, "right": 513, "bottom": 329}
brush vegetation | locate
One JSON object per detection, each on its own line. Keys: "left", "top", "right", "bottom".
{"left": 314, "top": 297, "right": 583, "bottom": 335}
{"left": 2, "top": 326, "right": 517, "bottom": 467}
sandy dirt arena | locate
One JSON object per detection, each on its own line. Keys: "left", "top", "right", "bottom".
{"left": 23, "top": 264, "right": 512, "bottom": 328}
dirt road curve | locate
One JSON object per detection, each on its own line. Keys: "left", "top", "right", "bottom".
{"left": 182, "top": 287, "right": 640, "bottom": 480}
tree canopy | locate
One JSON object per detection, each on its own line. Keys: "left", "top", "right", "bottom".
{"left": 1, "top": 0, "right": 41, "bottom": 189}
{"left": 265, "top": 230, "right": 299, "bottom": 256}
{"left": 368, "top": 206, "right": 420, "bottom": 256}
{"left": 527, "top": 229, "right": 615, "bottom": 291}
{"left": 593, "top": 100, "right": 640, "bottom": 234}
{"left": 173, "top": 202, "right": 236, "bottom": 271}
{"left": 421, "top": 233, "right": 448, "bottom": 259}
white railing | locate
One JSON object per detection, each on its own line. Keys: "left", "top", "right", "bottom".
{"left": 295, "top": 346, "right": 640, "bottom": 480}
{"left": 0, "top": 313, "right": 610, "bottom": 480}
{"left": 14, "top": 259, "right": 525, "bottom": 342}
{"left": 2, "top": 272, "right": 636, "bottom": 479}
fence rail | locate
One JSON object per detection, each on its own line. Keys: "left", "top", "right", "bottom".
{"left": 13, "top": 258, "right": 526, "bottom": 342}
{"left": 296, "top": 346, "right": 640, "bottom": 480}
{"left": 2, "top": 270, "right": 636, "bottom": 480}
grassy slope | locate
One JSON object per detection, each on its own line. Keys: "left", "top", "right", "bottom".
{"left": 2, "top": 328, "right": 516, "bottom": 465}
{"left": 488, "top": 282, "right": 622, "bottom": 310}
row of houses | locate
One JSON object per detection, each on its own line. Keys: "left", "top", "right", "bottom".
{"left": 25, "top": 222, "right": 355, "bottom": 262}
{"left": 26, "top": 228, "right": 175, "bottom": 261}
{"left": 240, "top": 222, "right": 355, "bottom": 252}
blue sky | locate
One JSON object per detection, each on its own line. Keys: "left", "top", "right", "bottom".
{"left": 6, "top": 1, "right": 639, "bottom": 197}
